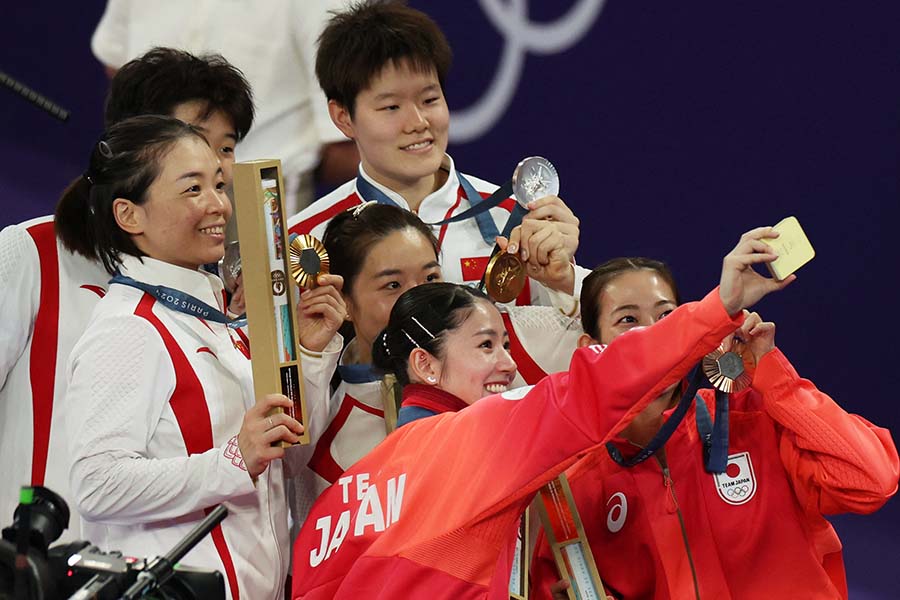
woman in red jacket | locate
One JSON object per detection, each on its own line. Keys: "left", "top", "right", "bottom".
{"left": 291, "top": 227, "right": 793, "bottom": 599}
{"left": 532, "top": 256, "right": 899, "bottom": 600}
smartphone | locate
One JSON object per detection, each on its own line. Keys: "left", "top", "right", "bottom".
{"left": 762, "top": 216, "right": 815, "bottom": 280}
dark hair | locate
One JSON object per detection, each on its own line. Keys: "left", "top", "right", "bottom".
{"left": 55, "top": 115, "right": 208, "bottom": 273}
{"left": 322, "top": 203, "right": 440, "bottom": 295}
{"left": 105, "top": 47, "right": 254, "bottom": 140}
{"left": 316, "top": 0, "right": 452, "bottom": 116}
{"left": 580, "top": 257, "right": 682, "bottom": 340}
{"left": 372, "top": 282, "right": 492, "bottom": 386}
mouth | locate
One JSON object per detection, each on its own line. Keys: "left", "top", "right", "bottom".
{"left": 484, "top": 382, "right": 510, "bottom": 395}
{"left": 401, "top": 139, "right": 433, "bottom": 152}
{"left": 199, "top": 225, "right": 225, "bottom": 237}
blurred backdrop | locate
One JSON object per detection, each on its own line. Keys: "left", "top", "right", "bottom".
{"left": 1, "top": 1, "right": 897, "bottom": 596}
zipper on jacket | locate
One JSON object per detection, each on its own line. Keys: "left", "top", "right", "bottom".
{"left": 657, "top": 459, "right": 701, "bottom": 600}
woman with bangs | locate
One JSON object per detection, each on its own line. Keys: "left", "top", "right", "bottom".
{"left": 531, "top": 255, "right": 899, "bottom": 600}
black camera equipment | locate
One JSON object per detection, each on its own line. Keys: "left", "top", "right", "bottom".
{"left": 0, "top": 486, "right": 226, "bottom": 600}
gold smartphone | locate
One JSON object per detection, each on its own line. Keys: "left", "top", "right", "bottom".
{"left": 762, "top": 216, "right": 815, "bottom": 280}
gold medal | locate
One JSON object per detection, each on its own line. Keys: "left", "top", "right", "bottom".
{"left": 484, "top": 252, "right": 526, "bottom": 303}
{"left": 702, "top": 337, "right": 756, "bottom": 393}
{"left": 288, "top": 235, "right": 329, "bottom": 288}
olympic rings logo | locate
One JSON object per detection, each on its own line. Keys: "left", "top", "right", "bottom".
{"left": 450, "top": 0, "right": 607, "bottom": 143}
{"left": 726, "top": 485, "right": 750, "bottom": 498}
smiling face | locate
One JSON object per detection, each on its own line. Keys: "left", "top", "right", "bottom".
{"left": 594, "top": 270, "right": 678, "bottom": 345}
{"left": 122, "top": 136, "right": 230, "bottom": 270}
{"left": 428, "top": 299, "right": 517, "bottom": 404}
{"left": 331, "top": 59, "right": 449, "bottom": 201}
{"left": 345, "top": 227, "right": 442, "bottom": 363}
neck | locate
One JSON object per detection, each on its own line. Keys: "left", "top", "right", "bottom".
{"left": 401, "top": 383, "right": 468, "bottom": 414}
{"left": 622, "top": 387, "right": 679, "bottom": 448}
{"left": 363, "top": 165, "right": 448, "bottom": 213}
{"left": 345, "top": 336, "right": 372, "bottom": 365}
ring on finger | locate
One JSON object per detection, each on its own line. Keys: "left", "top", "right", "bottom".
{"left": 266, "top": 416, "right": 274, "bottom": 430}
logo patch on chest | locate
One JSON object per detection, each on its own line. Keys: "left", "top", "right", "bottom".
{"left": 606, "top": 492, "right": 627, "bottom": 533}
{"left": 713, "top": 452, "right": 757, "bottom": 505}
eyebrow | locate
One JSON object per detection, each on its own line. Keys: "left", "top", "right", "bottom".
{"left": 472, "top": 328, "right": 509, "bottom": 339}
{"left": 611, "top": 299, "right": 676, "bottom": 314}
{"left": 373, "top": 261, "right": 440, "bottom": 278}
{"left": 372, "top": 84, "right": 440, "bottom": 102}
{"left": 177, "top": 166, "right": 223, "bottom": 182}
{"left": 193, "top": 125, "right": 238, "bottom": 142}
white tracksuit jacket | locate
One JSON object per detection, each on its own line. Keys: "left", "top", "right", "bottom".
{"left": 65, "top": 255, "right": 339, "bottom": 600}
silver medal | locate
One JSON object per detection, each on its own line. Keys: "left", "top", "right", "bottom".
{"left": 219, "top": 240, "right": 242, "bottom": 293}
{"left": 512, "top": 156, "right": 560, "bottom": 207}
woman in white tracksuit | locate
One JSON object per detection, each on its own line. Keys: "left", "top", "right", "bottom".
{"left": 57, "top": 115, "right": 339, "bottom": 600}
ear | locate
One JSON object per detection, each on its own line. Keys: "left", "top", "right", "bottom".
{"left": 342, "top": 292, "right": 356, "bottom": 322}
{"left": 112, "top": 198, "right": 144, "bottom": 235}
{"left": 328, "top": 99, "right": 356, "bottom": 139}
{"left": 577, "top": 332, "right": 599, "bottom": 348}
{"left": 408, "top": 347, "right": 441, "bottom": 384}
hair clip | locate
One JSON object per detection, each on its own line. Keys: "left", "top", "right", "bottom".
{"left": 401, "top": 328, "right": 420, "bottom": 348}
{"left": 351, "top": 200, "right": 377, "bottom": 219}
{"left": 411, "top": 316, "right": 434, "bottom": 340}
{"left": 97, "top": 140, "right": 113, "bottom": 159}
{"left": 381, "top": 331, "right": 391, "bottom": 356}
{"left": 82, "top": 171, "right": 94, "bottom": 185}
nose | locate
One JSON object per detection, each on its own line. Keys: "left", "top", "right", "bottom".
{"left": 206, "top": 185, "right": 230, "bottom": 218}
{"left": 497, "top": 346, "right": 517, "bottom": 376}
{"left": 404, "top": 104, "right": 428, "bottom": 133}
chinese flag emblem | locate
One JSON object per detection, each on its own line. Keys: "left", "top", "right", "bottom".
{"left": 460, "top": 256, "right": 490, "bottom": 281}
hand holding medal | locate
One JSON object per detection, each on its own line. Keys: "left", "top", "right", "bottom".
{"left": 483, "top": 157, "right": 571, "bottom": 302}
{"left": 289, "top": 234, "right": 329, "bottom": 288}
{"left": 289, "top": 234, "right": 347, "bottom": 353}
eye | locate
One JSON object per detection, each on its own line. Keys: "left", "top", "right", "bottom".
{"left": 424, "top": 96, "right": 441, "bottom": 105}
{"left": 379, "top": 105, "right": 400, "bottom": 112}
{"left": 616, "top": 315, "right": 637, "bottom": 325}
{"left": 216, "top": 181, "right": 227, "bottom": 191}
{"left": 384, "top": 281, "right": 401, "bottom": 290}
{"left": 425, "top": 272, "right": 441, "bottom": 282}
{"left": 657, "top": 309, "right": 674, "bottom": 321}
{"left": 503, "top": 340, "right": 511, "bottom": 351}
{"left": 220, "top": 146, "right": 235, "bottom": 156}
{"left": 183, "top": 184, "right": 201, "bottom": 194}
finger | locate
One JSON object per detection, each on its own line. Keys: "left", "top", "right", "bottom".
{"left": 737, "top": 316, "right": 759, "bottom": 340}
{"left": 254, "top": 444, "right": 286, "bottom": 463}
{"left": 507, "top": 227, "right": 522, "bottom": 255}
{"left": 268, "top": 411, "right": 305, "bottom": 435}
{"left": 739, "top": 226, "right": 779, "bottom": 242}
{"left": 729, "top": 252, "right": 779, "bottom": 266}
{"left": 495, "top": 236, "right": 509, "bottom": 253}
{"left": 258, "top": 393, "right": 293, "bottom": 413}
{"left": 524, "top": 197, "right": 576, "bottom": 223}
{"left": 300, "top": 291, "right": 345, "bottom": 314}
{"left": 749, "top": 321, "right": 776, "bottom": 336}
{"left": 315, "top": 273, "right": 344, "bottom": 291}
{"left": 264, "top": 424, "right": 302, "bottom": 446}
{"left": 528, "top": 227, "right": 560, "bottom": 265}
{"left": 770, "top": 273, "right": 796, "bottom": 291}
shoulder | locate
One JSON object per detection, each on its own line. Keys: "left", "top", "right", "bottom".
{"left": 288, "top": 180, "right": 361, "bottom": 236}
{"left": 458, "top": 171, "right": 501, "bottom": 194}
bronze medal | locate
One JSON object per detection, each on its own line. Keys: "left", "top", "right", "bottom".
{"left": 484, "top": 252, "right": 526, "bottom": 303}
{"left": 288, "top": 235, "right": 329, "bottom": 288}
{"left": 702, "top": 337, "right": 756, "bottom": 393}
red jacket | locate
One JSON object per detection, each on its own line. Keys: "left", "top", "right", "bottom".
{"left": 531, "top": 348, "right": 899, "bottom": 600}
{"left": 290, "top": 290, "right": 743, "bottom": 599}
